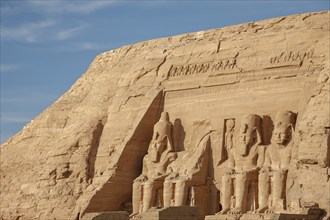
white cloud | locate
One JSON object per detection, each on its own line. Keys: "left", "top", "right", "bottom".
{"left": 74, "top": 42, "right": 104, "bottom": 50}
{"left": 56, "top": 25, "right": 89, "bottom": 41}
{"left": 1, "top": 19, "right": 90, "bottom": 43}
{"left": 0, "top": 64, "right": 21, "bottom": 73}
{"left": 57, "top": 42, "right": 106, "bottom": 51}
{"left": 28, "top": 1, "right": 116, "bottom": 14}
{"left": 1, "top": 20, "right": 57, "bottom": 43}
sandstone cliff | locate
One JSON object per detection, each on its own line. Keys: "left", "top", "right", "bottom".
{"left": 1, "top": 11, "right": 329, "bottom": 220}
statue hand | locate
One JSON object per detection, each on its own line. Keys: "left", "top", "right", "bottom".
{"left": 168, "top": 172, "right": 179, "bottom": 180}
{"left": 279, "top": 168, "right": 288, "bottom": 173}
{"left": 135, "top": 175, "right": 147, "bottom": 182}
{"left": 259, "top": 166, "right": 271, "bottom": 173}
{"left": 225, "top": 168, "right": 235, "bottom": 175}
{"left": 242, "top": 167, "right": 259, "bottom": 174}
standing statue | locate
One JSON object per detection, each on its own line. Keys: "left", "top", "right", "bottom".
{"left": 163, "top": 135, "right": 210, "bottom": 209}
{"left": 219, "top": 114, "right": 265, "bottom": 214}
{"left": 224, "top": 119, "right": 235, "bottom": 152}
{"left": 131, "top": 112, "right": 177, "bottom": 215}
{"left": 256, "top": 111, "right": 296, "bottom": 213}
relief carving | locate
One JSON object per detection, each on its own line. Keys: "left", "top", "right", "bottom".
{"left": 268, "top": 49, "right": 314, "bottom": 67}
{"left": 168, "top": 58, "right": 238, "bottom": 78}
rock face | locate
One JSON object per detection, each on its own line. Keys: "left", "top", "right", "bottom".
{"left": 0, "top": 11, "right": 329, "bottom": 220}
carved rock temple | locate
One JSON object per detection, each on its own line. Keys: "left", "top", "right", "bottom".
{"left": 1, "top": 11, "right": 329, "bottom": 220}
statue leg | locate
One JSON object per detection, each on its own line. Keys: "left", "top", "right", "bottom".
{"left": 272, "top": 171, "right": 286, "bottom": 211}
{"left": 174, "top": 179, "right": 188, "bottom": 206}
{"left": 232, "top": 173, "right": 247, "bottom": 214}
{"left": 256, "top": 172, "right": 270, "bottom": 213}
{"left": 220, "top": 174, "right": 232, "bottom": 214}
{"left": 132, "top": 181, "right": 142, "bottom": 215}
{"left": 142, "top": 180, "right": 156, "bottom": 212}
{"left": 163, "top": 180, "right": 173, "bottom": 207}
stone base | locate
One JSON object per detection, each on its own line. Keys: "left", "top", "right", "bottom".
{"left": 82, "top": 211, "right": 129, "bottom": 220}
{"left": 205, "top": 212, "right": 323, "bottom": 220}
{"left": 133, "top": 206, "right": 201, "bottom": 220}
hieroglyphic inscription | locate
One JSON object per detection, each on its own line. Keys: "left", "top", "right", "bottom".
{"left": 269, "top": 49, "right": 314, "bottom": 67}
{"left": 168, "top": 58, "right": 238, "bottom": 78}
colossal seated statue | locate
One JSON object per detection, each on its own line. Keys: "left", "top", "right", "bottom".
{"left": 131, "top": 112, "right": 177, "bottom": 216}
{"left": 163, "top": 135, "right": 210, "bottom": 210}
{"left": 219, "top": 114, "right": 265, "bottom": 215}
{"left": 256, "top": 111, "right": 296, "bottom": 213}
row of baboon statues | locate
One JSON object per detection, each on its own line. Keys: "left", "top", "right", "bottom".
{"left": 131, "top": 111, "right": 296, "bottom": 217}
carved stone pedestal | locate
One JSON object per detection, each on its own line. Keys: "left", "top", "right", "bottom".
{"left": 81, "top": 211, "right": 129, "bottom": 220}
{"left": 132, "top": 206, "right": 201, "bottom": 220}
{"left": 205, "top": 212, "right": 323, "bottom": 220}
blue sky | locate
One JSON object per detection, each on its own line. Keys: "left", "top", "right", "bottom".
{"left": 1, "top": 0, "right": 329, "bottom": 143}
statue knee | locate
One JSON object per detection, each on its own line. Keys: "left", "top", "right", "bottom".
{"left": 144, "top": 181, "right": 154, "bottom": 190}
{"left": 133, "top": 181, "right": 141, "bottom": 189}
{"left": 164, "top": 180, "right": 171, "bottom": 188}
{"left": 236, "top": 173, "right": 247, "bottom": 182}
{"left": 222, "top": 175, "right": 231, "bottom": 184}
{"left": 176, "top": 180, "right": 186, "bottom": 189}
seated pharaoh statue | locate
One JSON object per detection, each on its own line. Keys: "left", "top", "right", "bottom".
{"left": 256, "top": 111, "right": 296, "bottom": 214}
{"left": 131, "top": 112, "right": 177, "bottom": 216}
{"left": 163, "top": 135, "right": 210, "bottom": 208}
{"left": 219, "top": 114, "right": 265, "bottom": 215}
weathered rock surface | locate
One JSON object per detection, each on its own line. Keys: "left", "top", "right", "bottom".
{"left": 0, "top": 11, "right": 329, "bottom": 220}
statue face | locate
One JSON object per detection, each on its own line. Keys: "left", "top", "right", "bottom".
{"left": 239, "top": 124, "right": 255, "bottom": 147}
{"left": 148, "top": 139, "right": 166, "bottom": 162}
{"left": 273, "top": 125, "right": 291, "bottom": 145}
{"left": 238, "top": 124, "right": 256, "bottom": 156}
{"left": 149, "top": 149, "right": 159, "bottom": 162}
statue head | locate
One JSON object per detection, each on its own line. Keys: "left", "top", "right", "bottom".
{"left": 153, "top": 112, "right": 171, "bottom": 141}
{"left": 238, "top": 114, "right": 262, "bottom": 156}
{"left": 148, "top": 136, "right": 167, "bottom": 162}
{"left": 149, "top": 112, "right": 172, "bottom": 162}
{"left": 273, "top": 111, "right": 296, "bottom": 146}
{"left": 159, "top": 111, "right": 170, "bottom": 122}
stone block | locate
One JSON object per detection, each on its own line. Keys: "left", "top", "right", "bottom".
{"left": 81, "top": 211, "right": 129, "bottom": 220}
{"left": 136, "top": 206, "right": 201, "bottom": 220}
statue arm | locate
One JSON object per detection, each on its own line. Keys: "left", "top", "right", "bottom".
{"left": 142, "top": 157, "right": 148, "bottom": 176}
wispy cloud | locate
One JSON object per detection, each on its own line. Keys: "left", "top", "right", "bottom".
{"left": 74, "top": 42, "right": 106, "bottom": 50}
{"left": 1, "top": 19, "right": 57, "bottom": 43}
{"left": 56, "top": 42, "right": 107, "bottom": 51}
{"left": 28, "top": 1, "right": 116, "bottom": 14}
{"left": 0, "top": 64, "right": 21, "bottom": 73}
{"left": 1, "top": 20, "right": 90, "bottom": 43}
{"left": 56, "top": 25, "right": 89, "bottom": 41}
